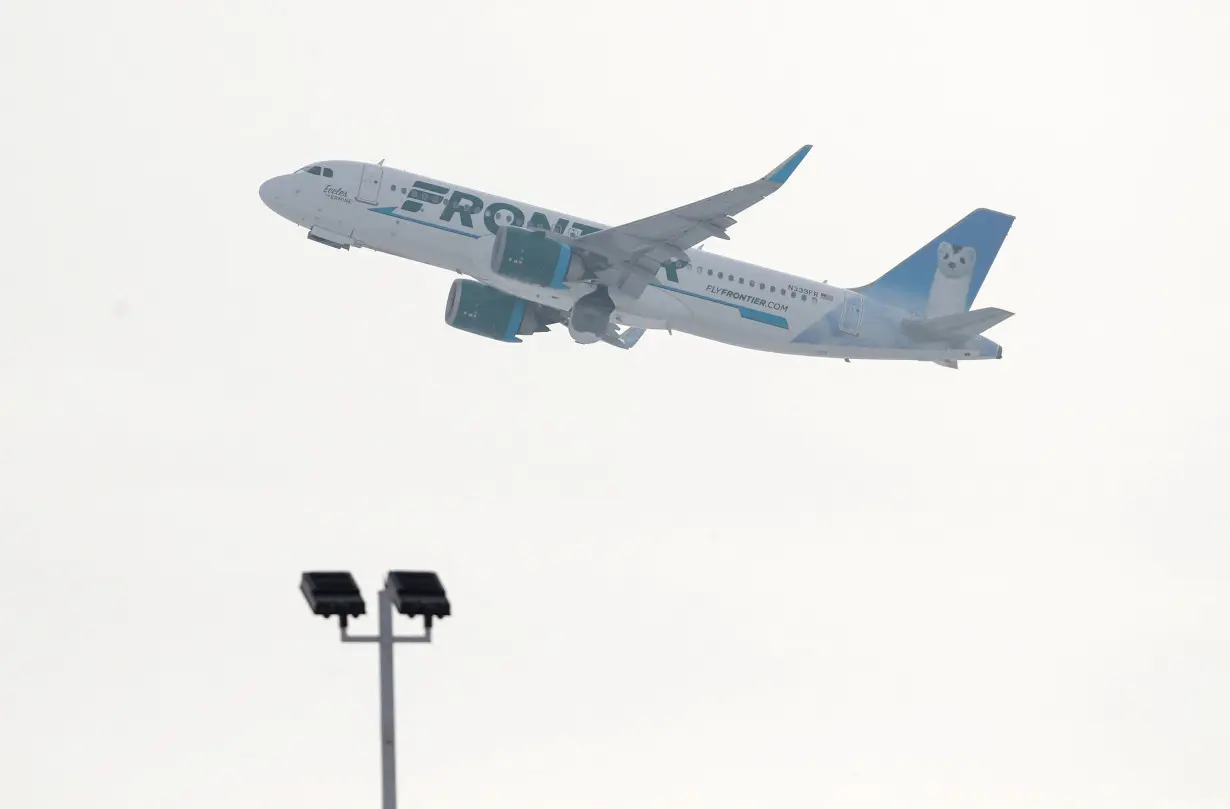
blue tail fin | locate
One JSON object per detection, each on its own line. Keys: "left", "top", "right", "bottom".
{"left": 854, "top": 208, "right": 1015, "bottom": 317}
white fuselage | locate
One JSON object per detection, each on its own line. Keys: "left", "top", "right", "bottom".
{"left": 258, "top": 159, "right": 1001, "bottom": 363}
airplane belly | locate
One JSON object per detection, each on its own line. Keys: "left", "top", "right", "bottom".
{"left": 669, "top": 293, "right": 792, "bottom": 351}
{"left": 353, "top": 211, "right": 467, "bottom": 269}
{"left": 613, "top": 286, "right": 692, "bottom": 328}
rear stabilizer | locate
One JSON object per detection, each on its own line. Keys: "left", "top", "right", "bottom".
{"left": 855, "top": 208, "right": 1015, "bottom": 317}
{"left": 902, "top": 307, "right": 1014, "bottom": 342}
{"left": 905, "top": 307, "right": 1012, "bottom": 370}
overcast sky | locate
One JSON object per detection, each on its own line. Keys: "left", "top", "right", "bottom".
{"left": 2, "top": 1, "right": 1228, "bottom": 808}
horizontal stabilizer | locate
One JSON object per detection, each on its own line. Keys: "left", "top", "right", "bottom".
{"left": 903, "top": 307, "right": 1014, "bottom": 342}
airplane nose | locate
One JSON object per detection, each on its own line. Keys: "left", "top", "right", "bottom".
{"left": 259, "top": 177, "right": 279, "bottom": 209}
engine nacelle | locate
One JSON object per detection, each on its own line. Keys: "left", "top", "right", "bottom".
{"left": 444, "top": 279, "right": 546, "bottom": 343}
{"left": 490, "top": 226, "right": 586, "bottom": 288}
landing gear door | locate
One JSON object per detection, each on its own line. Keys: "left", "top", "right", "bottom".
{"left": 357, "top": 164, "right": 384, "bottom": 204}
{"left": 839, "top": 291, "right": 863, "bottom": 335}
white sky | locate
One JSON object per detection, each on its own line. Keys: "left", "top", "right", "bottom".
{"left": 2, "top": 1, "right": 1228, "bottom": 807}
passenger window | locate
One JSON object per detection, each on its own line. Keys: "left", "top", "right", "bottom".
{"left": 760, "top": 283, "right": 765, "bottom": 290}
{"left": 707, "top": 269, "right": 713, "bottom": 276}
{"left": 401, "top": 187, "right": 407, "bottom": 194}
{"left": 770, "top": 286, "right": 775, "bottom": 292}
{"left": 791, "top": 291, "right": 797, "bottom": 298}
{"left": 738, "top": 277, "right": 744, "bottom": 284}
{"left": 307, "top": 166, "right": 322, "bottom": 175}
{"left": 717, "top": 272, "right": 723, "bottom": 279}
{"left": 322, "top": 168, "right": 334, "bottom": 178}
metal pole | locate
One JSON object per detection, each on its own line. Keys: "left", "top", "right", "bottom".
{"left": 378, "top": 588, "right": 397, "bottom": 809}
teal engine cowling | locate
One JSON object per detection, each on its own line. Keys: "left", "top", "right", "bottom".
{"left": 489, "top": 226, "right": 586, "bottom": 287}
{"left": 444, "top": 279, "right": 550, "bottom": 343}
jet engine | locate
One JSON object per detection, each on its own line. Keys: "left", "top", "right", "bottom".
{"left": 444, "top": 279, "right": 550, "bottom": 343}
{"left": 489, "top": 226, "right": 586, "bottom": 287}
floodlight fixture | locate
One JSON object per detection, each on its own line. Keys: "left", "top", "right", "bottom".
{"left": 385, "top": 570, "right": 450, "bottom": 625}
{"left": 299, "top": 569, "right": 450, "bottom": 809}
{"left": 300, "top": 571, "right": 366, "bottom": 622}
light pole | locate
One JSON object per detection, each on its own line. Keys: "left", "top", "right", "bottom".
{"left": 300, "top": 570, "right": 451, "bottom": 809}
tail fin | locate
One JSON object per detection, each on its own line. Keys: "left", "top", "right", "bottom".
{"left": 854, "top": 208, "right": 1015, "bottom": 317}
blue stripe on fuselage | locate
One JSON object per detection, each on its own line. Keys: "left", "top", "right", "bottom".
{"left": 367, "top": 207, "right": 482, "bottom": 238}
{"left": 650, "top": 283, "right": 789, "bottom": 329}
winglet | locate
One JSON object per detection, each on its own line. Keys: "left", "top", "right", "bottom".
{"left": 764, "top": 144, "right": 813, "bottom": 184}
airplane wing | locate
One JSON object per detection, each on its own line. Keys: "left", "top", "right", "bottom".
{"left": 571, "top": 145, "right": 812, "bottom": 297}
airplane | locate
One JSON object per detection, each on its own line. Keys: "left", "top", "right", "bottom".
{"left": 258, "top": 146, "right": 1016, "bottom": 367}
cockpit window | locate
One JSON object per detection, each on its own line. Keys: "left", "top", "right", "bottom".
{"left": 305, "top": 166, "right": 322, "bottom": 175}
{"left": 322, "top": 167, "right": 333, "bottom": 177}
{"left": 295, "top": 165, "right": 335, "bottom": 177}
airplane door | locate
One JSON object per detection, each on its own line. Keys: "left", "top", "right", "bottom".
{"left": 839, "top": 292, "right": 863, "bottom": 335}
{"left": 357, "top": 163, "right": 384, "bottom": 204}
